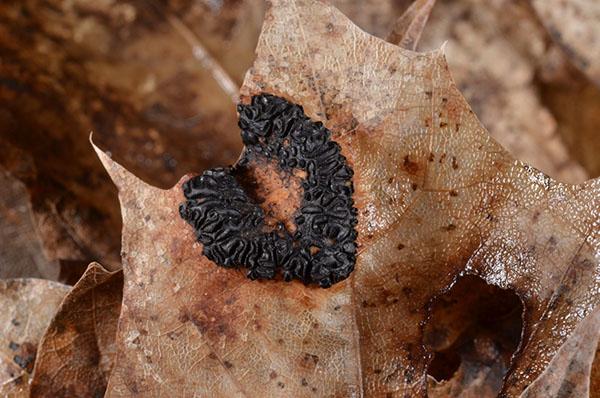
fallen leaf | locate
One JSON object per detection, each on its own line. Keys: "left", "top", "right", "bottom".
{"left": 418, "top": 0, "right": 588, "bottom": 184}
{"left": 0, "top": 279, "right": 69, "bottom": 397}
{"left": 519, "top": 307, "right": 600, "bottom": 398}
{"left": 94, "top": 0, "right": 600, "bottom": 396}
{"left": 532, "top": 0, "right": 600, "bottom": 89}
{"left": 0, "top": 171, "right": 58, "bottom": 280}
{"left": 0, "top": 0, "right": 245, "bottom": 272}
{"left": 537, "top": 45, "right": 600, "bottom": 179}
{"left": 29, "top": 262, "right": 122, "bottom": 398}
{"left": 386, "top": 0, "right": 437, "bottom": 50}
{"left": 164, "top": 0, "right": 266, "bottom": 85}
{"left": 331, "top": 0, "right": 412, "bottom": 38}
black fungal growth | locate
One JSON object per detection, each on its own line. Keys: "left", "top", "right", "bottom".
{"left": 179, "top": 94, "right": 358, "bottom": 288}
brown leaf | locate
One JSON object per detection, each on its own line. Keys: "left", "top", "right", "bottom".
{"left": 95, "top": 0, "right": 600, "bottom": 396}
{"left": 331, "top": 0, "right": 412, "bottom": 38}
{"left": 418, "top": 0, "right": 588, "bottom": 184}
{"left": 0, "top": 0, "right": 246, "bottom": 271}
{"left": 519, "top": 307, "right": 600, "bottom": 398}
{"left": 30, "top": 262, "right": 123, "bottom": 398}
{"left": 386, "top": 0, "right": 436, "bottom": 50}
{"left": 163, "top": 0, "right": 266, "bottom": 85}
{"left": 537, "top": 46, "right": 600, "bottom": 179}
{"left": 0, "top": 171, "right": 58, "bottom": 280}
{"left": 532, "top": 0, "right": 600, "bottom": 89}
{"left": 0, "top": 279, "right": 69, "bottom": 397}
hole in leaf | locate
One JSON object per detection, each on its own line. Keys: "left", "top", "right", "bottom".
{"left": 424, "top": 275, "right": 524, "bottom": 392}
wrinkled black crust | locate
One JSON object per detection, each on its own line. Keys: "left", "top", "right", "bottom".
{"left": 179, "top": 94, "right": 358, "bottom": 288}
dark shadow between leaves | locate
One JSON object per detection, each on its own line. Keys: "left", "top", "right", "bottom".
{"left": 424, "top": 275, "right": 524, "bottom": 395}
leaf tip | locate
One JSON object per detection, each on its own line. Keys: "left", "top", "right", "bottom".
{"left": 90, "top": 134, "right": 147, "bottom": 194}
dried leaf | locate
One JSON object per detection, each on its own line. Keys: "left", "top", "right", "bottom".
{"left": 30, "top": 262, "right": 123, "bottom": 398}
{"left": 519, "top": 307, "right": 600, "bottom": 398}
{"left": 94, "top": 0, "right": 600, "bottom": 396}
{"left": 0, "top": 0, "right": 245, "bottom": 271}
{"left": 331, "top": 0, "right": 411, "bottom": 38}
{"left": 0, "top": 171, "right": 58, "bottom": 280}
{"left": 532, "top": 0, "right": 600, "bottom": 89}
{"left": 386, "top": 0, "right": 436, "bottom": 50}
{"left": 0, "top": 279, "right": 69, "bottom": 397}
{"left": 537, "top": 46, "right": 600, "bottom": 179}
{"left": 164, "top": 0, "right": 266, "bottom": 85}
{"left": 418, "top": 0, "right": 588, "bottom": 184}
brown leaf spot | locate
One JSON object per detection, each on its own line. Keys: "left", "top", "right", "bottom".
{"left": 300, "top": 353, "right": 319, "bottom": 370}
{"left": 451, "top": 156, "right": 459, "bottom": 170}
{"left": 444, "top": 223, "right": 457, "bottom": 232}
{"left": 402, "top": 155, "right": 420, "bottom": 175}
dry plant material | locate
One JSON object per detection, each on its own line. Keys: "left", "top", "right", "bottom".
{"left": 386, "top": 0, "right": 437, "bottom": 50}
{"left": 519, "top": 307, "right": 600, "bottom": 398}
{"left": 0, "top": 0, "right": 248, "bottom": 272}
{"left": 0, "top": 172, "right": 58, "bottom": 280}
{"left": 331, "top": 0, "right": 413, "bottom": 38}
{"left": 418, "top": 0, "right": 588, "bottom": 184}
{"left": 0, "top": 279, "right": 69, "bottom": 397}
{"left": 532, "top": 0, "right": 600, "bottom": 89}
{"left": 30, "top": 263, "right": 123, "bottom": 398}
{"left": 537, "top": 47, "right": 600, "bottom": 179}
{"left": 90, "top": 0, "right": 600, "bottom": 396}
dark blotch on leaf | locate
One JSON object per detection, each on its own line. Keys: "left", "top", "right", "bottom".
{"left": 180, "top": 94, "right": 358, "bottom": 288}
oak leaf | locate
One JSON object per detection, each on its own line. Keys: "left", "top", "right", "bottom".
{"left": 418, "top": 0, "right": 588, "bottom": 184}
{"left": 94, "top": 0, "right": 600, "bottom": 396}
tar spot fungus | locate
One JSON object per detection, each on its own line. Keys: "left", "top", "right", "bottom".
{"left": 179, "top": 94, "right": 358, "bottom": 288}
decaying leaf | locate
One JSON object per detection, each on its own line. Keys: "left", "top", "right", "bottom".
{"left": 30, "top": 262, "right": 123, "bottom": 398}
{"left": 532, "top": 0, "right": 600, "bottom": 89}
{"left": 92, "top": 0, "right": 600, "bottom": 396}
{"left": 331, "top": 0, "right": 411, "bottom": 38}
{"left": 0, "top": 279, "right": 69, "bottom": 397}
{"left": 0, "top": 171, "right": 59, "bottom": 280}
{"left": 386, "top": 0, "right": 436, "bottom": 50}
{"left": 519, "top": 307, "right": 600, "bottom": 398}
{"left": 0, "top": 0, "right": 248, "bottom": 272}
{"left": 538, "top": 46, "right": 600, "bottom": 180}
{"left": 418, "top": 0, "right": 588, "bottom": 184}
{"left": 163, "top": 0, "right": 266, "bottom": 86}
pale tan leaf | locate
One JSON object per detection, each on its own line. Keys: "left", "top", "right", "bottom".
{"left": 0, "top": 279, "right": 69, "bottom": 397}
{"left": 386, "top": 0, "right": 436, "bottom": 50}
{"left": 519, "top": 307, "right": 600, "bottom": 398}
{"left": 418, "top": 0, "right": 588, "bottom": 184}
{"left": 533, "top": 0, "right": 600, "bottom": 89}
{"left": 0, "top": 171, "right": 58, "bottom": 280}
{"left": 331, "top": 0, "right": 411, "bottom": 38}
